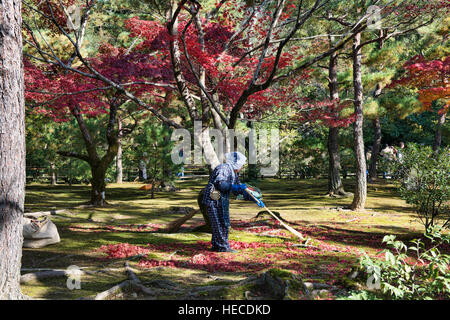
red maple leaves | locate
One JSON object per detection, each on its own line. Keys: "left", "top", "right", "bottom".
{"left": 293, "top": 99, "right": 356, "bottom": 128}
{"left": 24, "top": 1, "right": 338, "bottom": 124}
{"left": 390, "top": 55, "right": 449, "bottom": 113}
{"left": 24, "top": 45, "right": 171, "bottom": 121}
{"left": 125, "top": 11, "right": 309, "bottom": 118}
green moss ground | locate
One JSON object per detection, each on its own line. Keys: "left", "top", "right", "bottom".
{"left": 21, "top": 178, "right": 437, "bottom": 300}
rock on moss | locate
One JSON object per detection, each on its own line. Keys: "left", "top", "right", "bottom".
{"left": 213, "top": 269, "right": 310, "bottom": 300}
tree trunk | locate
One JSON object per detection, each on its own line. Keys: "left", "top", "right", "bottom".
{"left": 0, "top": 0, "right": 26, "bottom": 299}
{"left": 368, "top": 117, "right": 381, "bottom": 181}
{"left": 328, "top": 127, "right": 345, "bottom": 195}
{"left": 368, "top": 78, "right": 383, "bottom": 182}
{"left": 247, "top": 121, "right": 258, "bottom": 181}
{"left": 194, "top": 122, "right": 221, "bottom": 169}
{"left": 351, "top": 32, "right": 367, "bottom": 211}
{"left": 68, "top": 101, "right": 121, "bottom": 205}
{"left": 90, "top": 164, "right": 107, "bottom": 206}
{"left": 68, "top": 159, "right": 73, "bottom": 186}
{"left": 326, "top": 49, "right": 345, "bottom": 196}
{"left": 116, "top": 118, "right": 123, "bottom": 183}
{"left": 50, "top": 162, "right": 57, "bottom": 186}
{"left": 116, "top": 143, "right": 123, "bottom": 183}
{"left": 151, "top": 179, "right": 155, "bottom": 199}
{"left": 432, "top": 111, "right": 446, "bottom": 152}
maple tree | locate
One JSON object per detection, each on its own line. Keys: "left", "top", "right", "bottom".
{"left": 121, "top": 0, "right": 326, "bottom": 167}
{"left": 22, "top": 0, "right": 352, "bottom": 208}
{"left": 24, "top": 46, "right": 166, "bottom": 204}
{"left": 390, "top": 55, "right": 449, "bottom": 111}
{"left": 390, "top": 55, "right": 449, "bottom": 151}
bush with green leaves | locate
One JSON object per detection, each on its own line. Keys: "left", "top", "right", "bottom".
{"left": 358, "top": 228, "right": 449, "bottom": 300}
{"left": 390, "top": 144, "right": 450, "bottom": 231}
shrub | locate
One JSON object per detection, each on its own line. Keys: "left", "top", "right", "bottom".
{"left": 358, "top": 228, "right": 449, "bottom": 300}
{"left": 391, "top": 144, "right": 450, "bottom": 231}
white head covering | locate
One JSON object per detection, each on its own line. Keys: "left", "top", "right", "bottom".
{"left": 225, "top": 152, "right": 247, "bottom": 170}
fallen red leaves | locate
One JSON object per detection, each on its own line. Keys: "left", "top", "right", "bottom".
{"left": 96, "top": 237, "right": 356, "bottom": 277}
{"left": 92, "top": 217, "right": 448, "bottom": 286}
{"left": 98, "top": 243, "right": 150, "bottom": 259}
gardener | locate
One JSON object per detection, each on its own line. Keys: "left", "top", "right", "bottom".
{"left": 202, "top": 151, "right": 264, "bottom": 253}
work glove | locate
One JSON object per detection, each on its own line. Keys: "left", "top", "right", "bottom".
{"left": 243, "top": 188, "right": 264, "bottom": 208}
{"left": 254, "top": 198, "right": 265, "bottom": 208}
{"left": 231, "top": 183, "right": 247, "bottom": 194}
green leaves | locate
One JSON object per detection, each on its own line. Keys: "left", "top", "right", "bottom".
{"left": 358, "top": 229, "right": 449, "bottom": 299}
{"left": 388, "top": 144, "right": 450, "bottom": 231}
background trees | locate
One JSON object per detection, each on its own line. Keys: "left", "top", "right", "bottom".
{"left": 23, "top": 0, "right": 368, "bottom": 168}
{"left": 319, "top": 0, "right": 445, "bottom": 210}
{"left": 22, "top": 0, "right": 448, "bottom": 210}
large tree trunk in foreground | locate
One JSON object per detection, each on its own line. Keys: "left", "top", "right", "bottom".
{"left": 432, "top": 111, "right": 447, "bottom": 153}
{"left": 368, "top": 117, "right": 381, "bottom": 181}
{"left": 326, "top": 49, "right": 346, "bottom": 196}
{"left": 351, "top": 32, "right": 367, "bottom": 211}
{"left": 0, "top": 0, "right": 26, "bottom": 299}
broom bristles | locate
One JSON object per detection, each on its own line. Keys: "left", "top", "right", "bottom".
{"left": 166, "top": 209, "right": 199, "bottom": 233}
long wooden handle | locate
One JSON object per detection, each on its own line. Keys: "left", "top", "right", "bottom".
{"left": 244, "top": 188, "right": 304, "bottom": 240}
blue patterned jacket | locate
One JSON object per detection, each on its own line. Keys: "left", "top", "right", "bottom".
{"left": 202, "top": 164, "right": 239, "bottom": 205}
{"left": 202, "top": 164, "right": 255, "bottom": 227}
